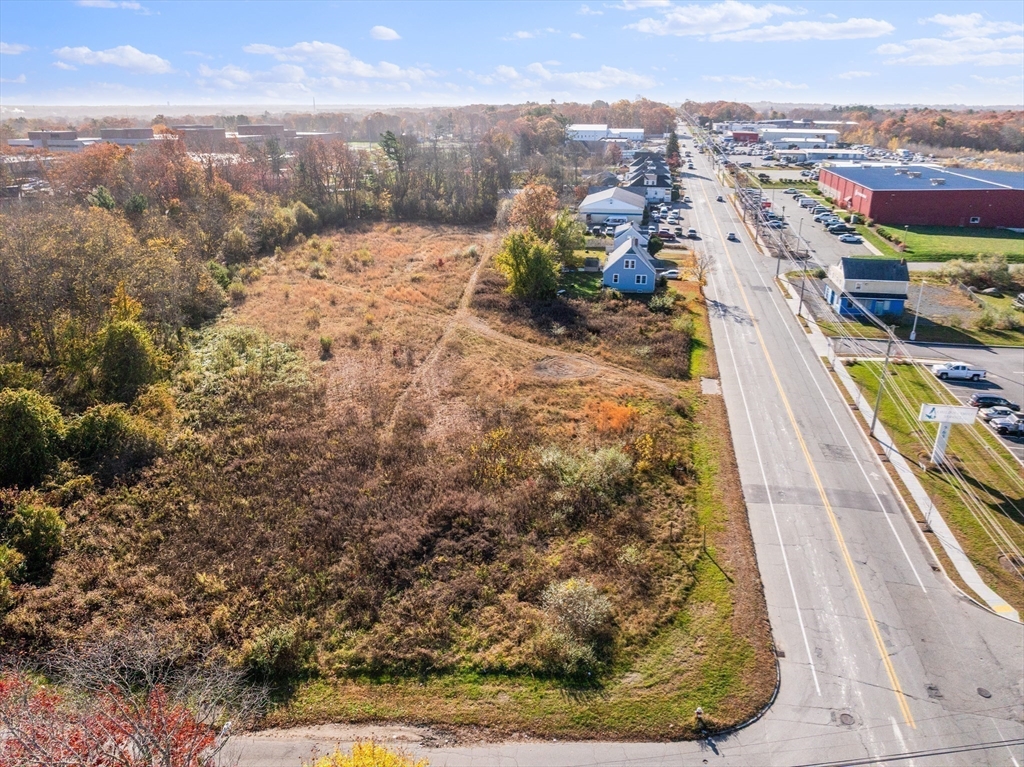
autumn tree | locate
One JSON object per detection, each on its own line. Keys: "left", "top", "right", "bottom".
{"left": 508, "top": 182, "right": 559, "bottom": 239}
{"left": 495, "top": 229, "right": 559, "bottom": 300}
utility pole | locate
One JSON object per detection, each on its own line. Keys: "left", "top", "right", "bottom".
{"left": 910, "top": 280, "right": 925, "bottom": 341}
{"left": 870, "top": 329, "right": 896, "bottom": 438}
{"left": 797, "top": 218, "right": 804, "bottom": 258}
{"left": 797, "top": 253, "right": 808, "bottom": 317}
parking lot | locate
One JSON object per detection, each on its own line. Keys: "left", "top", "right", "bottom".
{"left": 774, "top": 190, "right": 876, "bottom": 264}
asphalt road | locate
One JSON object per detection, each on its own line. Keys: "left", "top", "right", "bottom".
{"left": 225, "top": 138, "right": 1024, "bottom": 767}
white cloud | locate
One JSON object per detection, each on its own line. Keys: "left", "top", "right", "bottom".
{"left": 877, "top": 34, "right": 1023, "bottom": 66}
{"left": 630, "top": 1, "right": 799, "bottom": 37}
{"left": 503, "top": 27, "right": 560, "bottom": 41}
{"left": 970, "top": 74, "right": 1024, "bottom": 86}
{"left": 53, "top": 61, "right": 78, "bottom": 70}
{"left": 370, "top": 25, "right": 401, "bottom": 41}
{"left": 197, "top": 62, "right": 308, "bottom": 91}
{"left": 0, "top": 74, "right": 26, "bottom": 83}
{"left": 75, "top": 0, "right": 150, "bottom": 10}
{"left": 570, "top": 32, "right": 585, "bottom": 39}
{"left": 53, "top": 45, "right": 172, "bottom": 74}
{"left": 578, "top": 4, "right": 602, "bottom": 15}
{"left": 482, "top": 62, "right": 655, "bottom": 91}
{"left": 183, "top": 50, "right": 213, "bottom": 59}
{"left": 877, "top": 13, "right": 1024, "bottom": 66}
{"left": 714, "top": 17, "right": 894, "bottom": 42}
{"left": 703, "top": 74, "right": 807, "bottom": 89}
{"left": 926, "top": 13, "right": 1024, "bottom": 38}
{"left": 837, "top": 70, "right": 874, "bottom": 79}
{"left": 614, "top": 0, "right": 672, "bottom": 9}
{"left": 243, "top": 41, "right": 431, "bottom": 81}
{"left": 0, "top": 42, "right": 30, "bottom": 55}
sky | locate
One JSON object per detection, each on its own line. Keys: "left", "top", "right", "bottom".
{"left": 0, "top": 0, "right": 1022, "bottom": 108}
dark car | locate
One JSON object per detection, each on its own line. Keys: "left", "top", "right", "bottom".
{"left": 996, "top": 420, "right": 1024, "bottom": 436}
{"left": 969, "top": 394, "right": 1020, "bottom": 411}
{"left": 828, "top": 224, "right": 855, "bottom": 234}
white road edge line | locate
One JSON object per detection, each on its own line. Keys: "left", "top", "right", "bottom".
{"left": 692, "top": 159, "right": 928, "bottom": 594}
{"left": 704, "top": 213, "right": 823, "bottom": 697}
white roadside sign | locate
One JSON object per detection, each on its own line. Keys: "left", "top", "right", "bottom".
{"left": 919, "top": 404, "right": 977, "bottom": 424}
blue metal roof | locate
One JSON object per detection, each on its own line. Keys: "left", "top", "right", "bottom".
{"left": 824, "top": 165, "right": 1024, "bottom": 192}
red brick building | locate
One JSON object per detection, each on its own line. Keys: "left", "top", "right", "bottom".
{"left": 817, "top": 165, "right": 1024, "bottom": 228}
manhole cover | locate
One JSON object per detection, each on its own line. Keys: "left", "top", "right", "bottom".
{"left": 839, "top": 713, "right": 856, "bottom": 726}
{"left": 977, "top": 687, "right": 992, "bottom": 698}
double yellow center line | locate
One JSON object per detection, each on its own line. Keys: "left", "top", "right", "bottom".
{"left": 693, "top": 168, "right": 917, "bottom": 729}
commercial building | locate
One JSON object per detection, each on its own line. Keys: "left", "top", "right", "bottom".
{"left": 817, "top": 165, "right": 1024, "bottom": 228}
{"left": 759, "top": 128, "right": 840, "bottom": 146}
{"left": 578, "top": 187, "right": 646, "bottom": 224}
{"left": 567, "top": 124, "right": 645, "bottom": 142}
{"left": 777, "top": 148, "right": 865, "bottom": 163}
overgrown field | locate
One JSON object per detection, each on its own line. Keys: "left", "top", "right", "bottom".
{"left": 2, "top": 223, "right": 773, "bottom": 739}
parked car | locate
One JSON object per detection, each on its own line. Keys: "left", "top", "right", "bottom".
{"left": 727, "top": 232, "right": 739, "bottom": 241}
{"left": 838, "top": 234, "right": 863, "bottom": 244}
{"left": 932, "top": 362, "right": 986, "bottom": 381}
{"left": 661, "top": 269, "right": 680, "bottom": 279}
{"left": 783, "top": 188, "right": 798, "bottom": 194}
{"left": 814, "top": 213, "right": 836, "bottom": 222}
{"left": 1014, "top": 292, "right": 1024, "bottom": 310}
{"left": 687, "top": 228, "right": 698, "bottom": 238}
{"left": 969, "top": 393, "right": 1019, "bottom": 410}
{"left": 659, "top": 233, "right": 678, "bottom": 242}
{"left": 716, "top": 195, "right": 724, "bottom": 202}
{"left": 980, "top": 406, "right": 1017, "bottom": 422}
{"left": 828, "top": 224, "right": 855, "bottom": 234}
{"left": 673, "top": 226, "right": 684, "bottom": 236}
{"left": 800, "top": 170, "right": 812, "bottom": 177}
{"left": 683, "top": 196, "right": 692, "bottom": 203}
{"left": 995, "top": 419, "right": 1024, "bottom": 437}
{"left": 812, "top": 206, "right": 830, "bottom": 214}
{"left": 767, "top": 220, "right": 786, "bottom": 229}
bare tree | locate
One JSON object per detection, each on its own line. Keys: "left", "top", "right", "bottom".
{"left": 692, "top": 249, "right": 716, "bottom": 288}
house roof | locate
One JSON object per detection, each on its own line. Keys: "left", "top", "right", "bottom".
{"left": 824, "top": 164, "right": 1024, "bottom": 192}
{"left": 579, "top": 187, "right": 647, "bottom": 210}
{"left": 605, "top": 237, "right": 655, "bottom": 272}
{"left": 839, "top": 257, "right": 910, "bottom": 282}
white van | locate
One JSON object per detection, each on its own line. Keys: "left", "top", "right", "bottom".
{"left": 799, "top": 197, "right": 817, "bottom": 208}
{"left": 604, "top": 216, "right": 628, "bottom": 226}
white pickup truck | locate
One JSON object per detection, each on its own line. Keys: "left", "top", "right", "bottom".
{"left": 931, "top": 362, "right": 986, "bottom": 381}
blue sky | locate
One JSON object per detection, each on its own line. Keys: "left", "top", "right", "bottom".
{"left": 1, "top": 0, "right": 1022, "bottom": 107}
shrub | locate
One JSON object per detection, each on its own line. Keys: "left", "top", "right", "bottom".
{"left": 292, "top": 201, "right": 320, "bottom": 235}
{"left": 532, "top": 627, "right": 598, "bottom": 676}
{"left": 94, "top": 319, "right": 162, "bottom": 404}
{"left": 207, "top": 260, "right": 232, "bottom": 290}
{"left": 975, "top": 307, "right": 996, "bottom": 330}
{"left": 0, "top": 388, "right": 65, "bottom": 488}
{"left": 319, "top": 336, "right": 333, "bottom": 360}
{"left": 305, "top": 742, "right": 428, "bottom": 767}
{"left": 648, "top": 292, "right": 675, "bottom": 314}
{"left": 3, "top": 500, "right": 65, "bottom": 582}
{"left": 541, "top": 578, "right": 612, "bottom": 641}
{"left": 0, "top": 363, "right": 42, "bottom": 391}
{"left": 65, "top": 403, "right": 161, "bottom": 484}
{"left": 308, "top": 262, "right": 328, "bottom": 280}
{"left": 228, "top": 281, "right": 247, "bottom": 303}
{"left": 223, "top": 227, "right": 252, "bottom": 264}
{"left": 242, "top": 624, "right": 311, "bottom": 683}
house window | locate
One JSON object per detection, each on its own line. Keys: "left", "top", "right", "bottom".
{"left": 969, "top": 216, "right": 981, "bottom": 224}
{"left": 612, "top": 274, "right": 619, "bottom": 284}
{"left": 636, "top": 274, "right": 647, "bottom": 285}
{"left": 624, "top": 259, "right": 636, "bottom": 269}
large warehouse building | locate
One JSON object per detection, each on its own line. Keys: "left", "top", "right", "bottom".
{"left": 817, "top": 165, "right": 1024, "bottom": 228}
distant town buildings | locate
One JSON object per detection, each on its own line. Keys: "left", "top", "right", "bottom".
{"left": 567, "top": 124, "right": 645, "bottom": 143}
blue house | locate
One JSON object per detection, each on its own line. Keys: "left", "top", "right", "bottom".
{"left": 824, "top": 257, "right": 910, "bottom": 318}
{"left": 602, "top": 236, "right": 657, "bottom": 293}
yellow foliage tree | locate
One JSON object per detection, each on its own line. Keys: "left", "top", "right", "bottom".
{"left": 305, "top": 741, "right": 429, "bottom": 767}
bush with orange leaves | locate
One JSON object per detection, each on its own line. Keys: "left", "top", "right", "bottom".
{"left": 305, "top": 741, "right": 429, "bottom": 767}
{"left": 585, "top": 400, "right": 637, "bottom": 434}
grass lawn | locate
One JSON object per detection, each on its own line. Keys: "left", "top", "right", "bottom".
{"left": 560, "top": 270, "right": 604, "bottom": 299}
{"left": 855, "top": 225, "right": 904, "bottom": 258}
{"left": 876, "top": 225, "right": 1024, "bottom": 263}
{"left": 845, "top": 361, "right": 1024, "bottom": 614}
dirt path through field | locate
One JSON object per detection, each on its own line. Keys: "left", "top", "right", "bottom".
{"left": 385, "top": 248, "right": 686, "bottom": 433}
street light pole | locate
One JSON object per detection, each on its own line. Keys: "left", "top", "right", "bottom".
{"left": 870, "top": 328, "right": 896, "bottom": 438}
{"left": 797, "top": 253, "right": 809, "bottom": 318}
{"left": 904, "top": 224, "right": 910, "bottom": 253}
{"left": 910, "top": 280, "right": 925, "bottom": 341}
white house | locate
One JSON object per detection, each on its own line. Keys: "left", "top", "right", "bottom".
{"left": 578, "top": 187, "right": 646, "bottom": 224}
{"left": 602, "top": 237, "right": 657, "bottom": 293}
{"left": 611, "top": 222, "right": 649, "bottom": 250}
